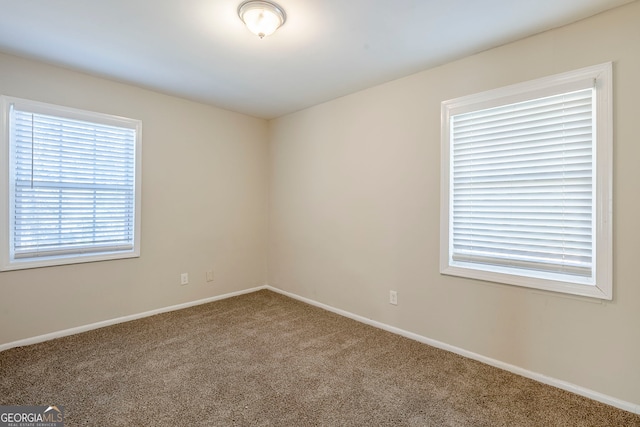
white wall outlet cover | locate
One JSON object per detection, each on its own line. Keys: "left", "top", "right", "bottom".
{"left": 389, "top": 290, "right": 398, "bottom": 305}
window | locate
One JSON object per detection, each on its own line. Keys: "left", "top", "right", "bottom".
{"left": 440, "top": 63, "right": 612, "bottom": 299}
{"left": 1, "top": 96, "right": 142, "bottom": 271}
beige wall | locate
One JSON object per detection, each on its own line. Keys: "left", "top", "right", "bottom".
{"left": 268, "top": 2, "right": 640, "bottom": 406}
{"left": 0, "top": 52, "right": 269, "bottom": 345}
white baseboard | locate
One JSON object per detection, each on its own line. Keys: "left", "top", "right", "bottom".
{"left": 265, "top": 285, "right": 640, "bottom": 415}
{"left": 0, "top": 285, "right": 268, "bottom": 352}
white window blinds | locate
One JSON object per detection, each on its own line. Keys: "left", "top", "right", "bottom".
{"left": 450, "top": 87, "right": 594, "bottom": 279}
{"left": 9, "top": 104, "right": 138, "bottom": 260}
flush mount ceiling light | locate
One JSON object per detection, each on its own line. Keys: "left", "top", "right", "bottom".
{"left": 238, "top": 0, "right": 286, "bottom": 39}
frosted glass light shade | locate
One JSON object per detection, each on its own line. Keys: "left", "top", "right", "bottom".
{"left": 238, "top": 1, "right": 286, "bottom": 38}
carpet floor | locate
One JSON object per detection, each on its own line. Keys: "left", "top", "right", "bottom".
{"left": 1, "top": 289, "right": 638, "bottom": 426}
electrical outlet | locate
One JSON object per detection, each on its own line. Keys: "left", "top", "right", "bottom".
{"left": 389, "top": 290, "right": 398, "bottom": 305}
{"left": 180, "top": 273, "right": 189, "bottom": 285}
{"left": 206, "top": 270, "right": 214, "bottom": 282}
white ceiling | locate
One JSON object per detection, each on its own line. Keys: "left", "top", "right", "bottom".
{"left": 0, "top": 0, "right": 634, "bottom": 119}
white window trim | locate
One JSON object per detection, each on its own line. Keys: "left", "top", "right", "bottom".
{"left": 440, "top": 63, "right": 612, "bottom": 300}
{"left": 0, "top": 96, "right": 142, "bottom": 271}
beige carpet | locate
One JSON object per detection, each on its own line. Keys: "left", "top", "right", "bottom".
{"left": 1, "top": 290, "right": 638, "bottom": 426}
